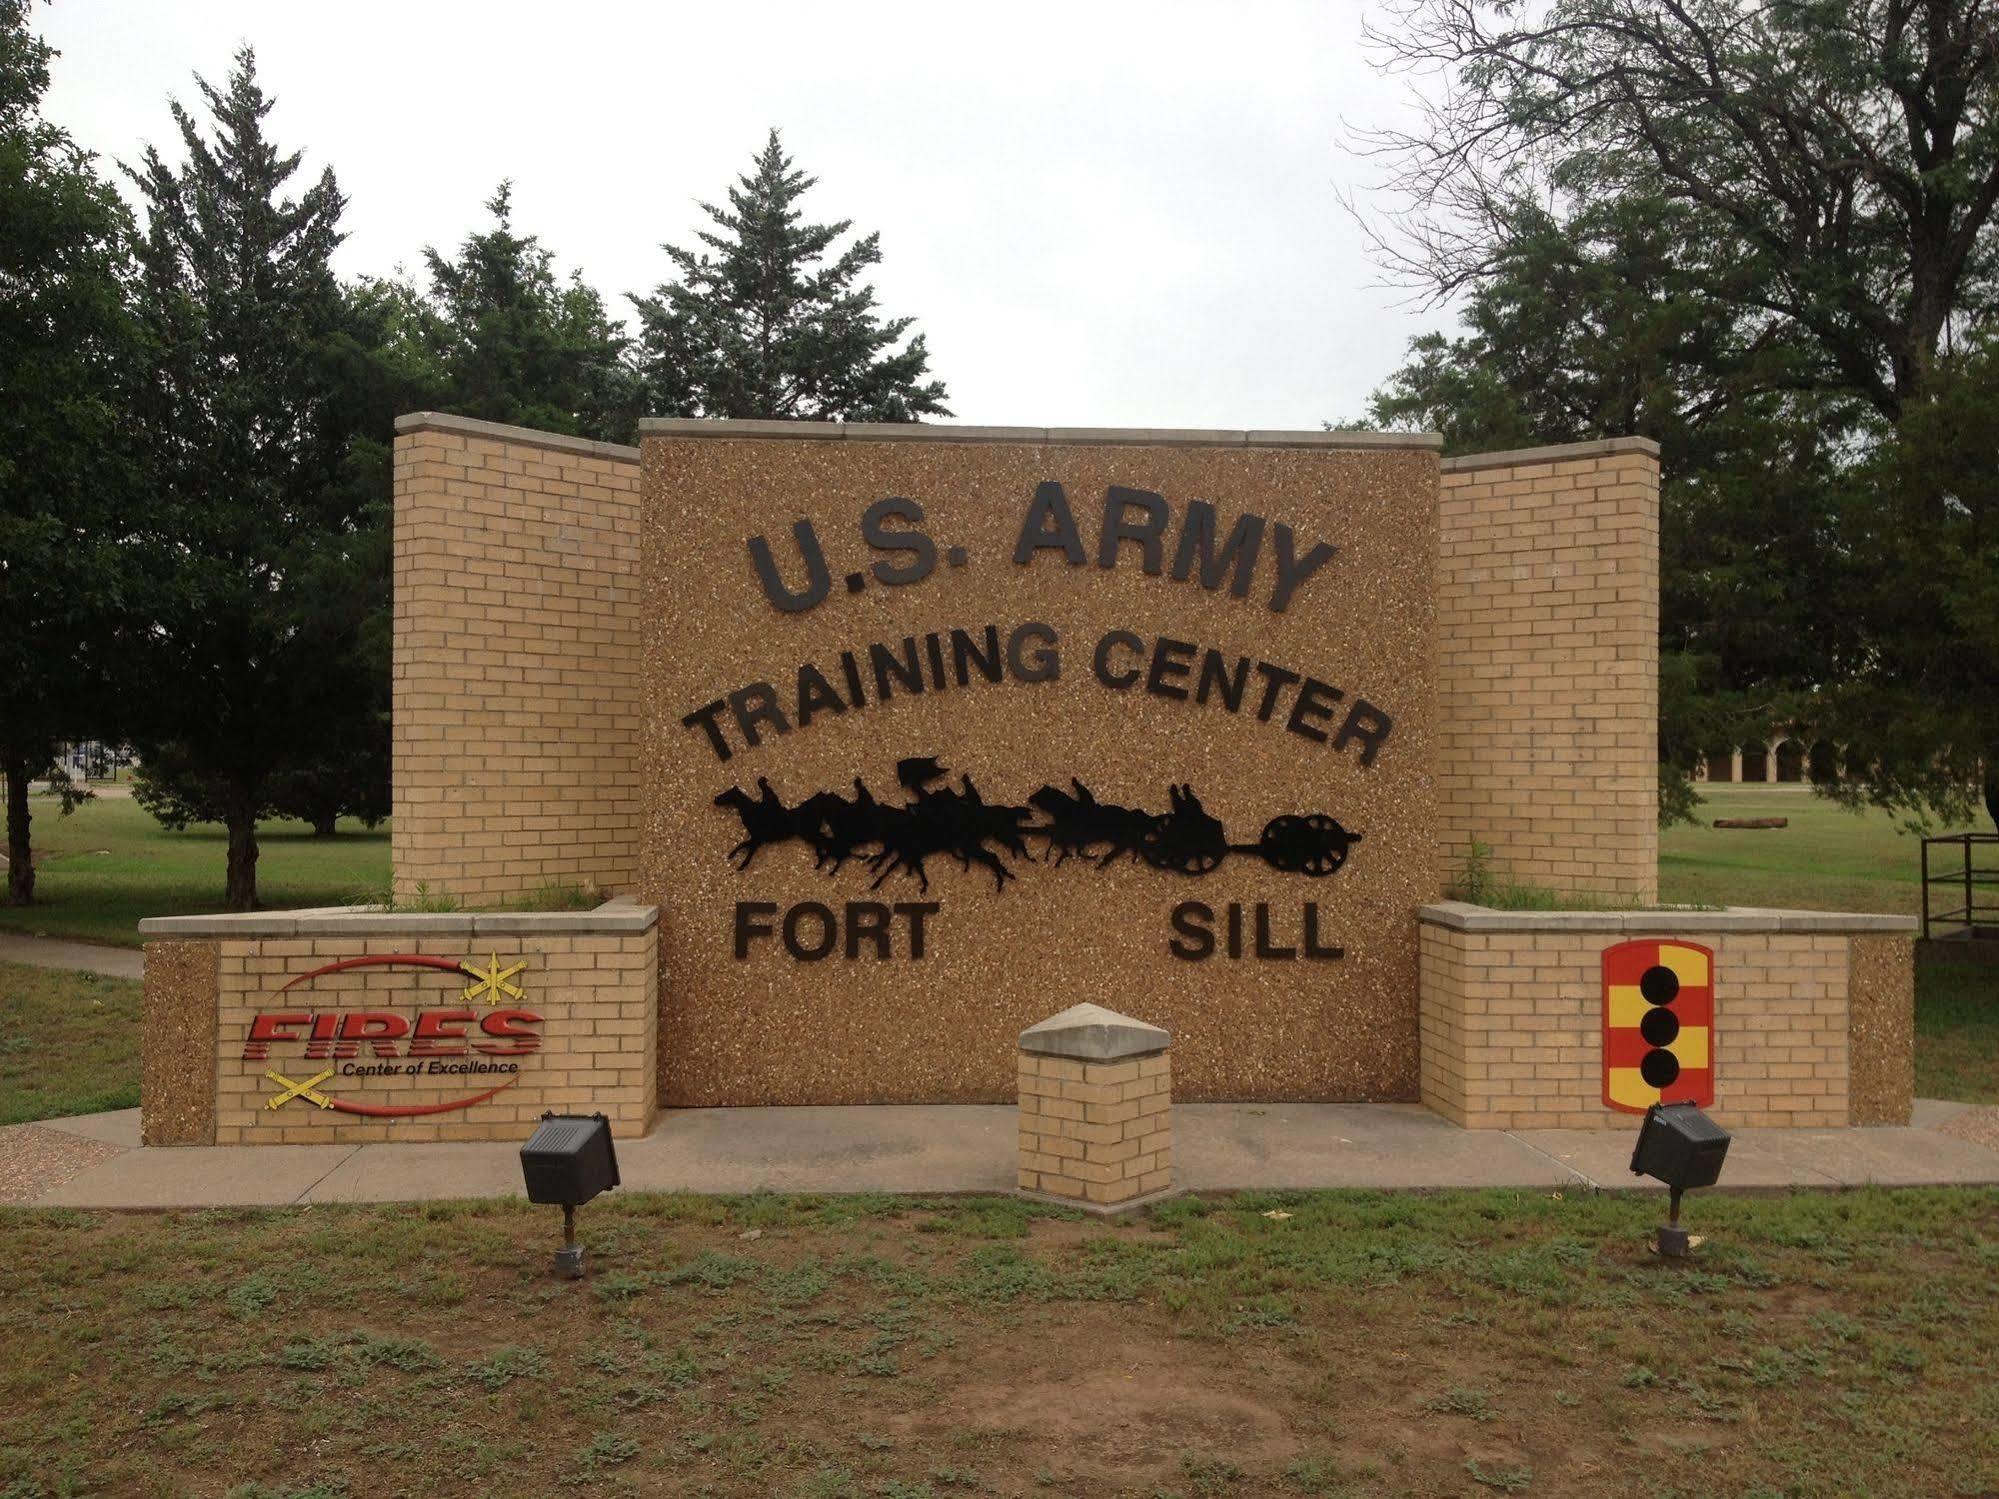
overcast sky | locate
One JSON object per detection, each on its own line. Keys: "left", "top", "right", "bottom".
{"left": 38, "top": 0, "right": 1456, "bottom": 430}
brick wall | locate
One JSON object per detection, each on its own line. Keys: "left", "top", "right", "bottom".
{"left": 1435, "top": 440, "right": 1660, "bottom": 901}
{"left": 393, "top": 414, "right": 643, "bottom": 904}
{"left": 140, "top": 908, "right": 658, "bottom": 1145}
{"left": 392, "top": 417, "right": 1665, "bottom": 913}
{"left": 1016, "top": 1051, "right": 1173, "bottom": 1205}
{"left": 1418, "top": 907, "right": 1915, "bottom": 1130}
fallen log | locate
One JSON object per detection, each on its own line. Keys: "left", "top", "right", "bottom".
{"left": 1713, "top": 817, "right": 1788, "bottom": 829}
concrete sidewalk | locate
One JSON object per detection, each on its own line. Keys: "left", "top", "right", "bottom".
{"left": 9, "top": 1101, "right": 1999, "bottom": 1210}
{"left": 0, "top": 931, "right": 143, "bottom": 980}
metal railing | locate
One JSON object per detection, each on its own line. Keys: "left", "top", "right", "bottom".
{"left": 1921, "top": 833, "right": 1999, "bottom": 941}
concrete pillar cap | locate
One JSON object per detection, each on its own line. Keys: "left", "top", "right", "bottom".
{"left": 1019, "top": 1003, "right": 1169, "bottom": 1062}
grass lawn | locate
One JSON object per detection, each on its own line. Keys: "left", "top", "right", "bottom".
{"left": 1917, "top": 959, "right": 1999, "bottom": 1105}
{"left": 0, "top": 963, "right": 141, "bottom": 1126}
{"left": 0, "top": 788, "right": 1994, "bottom": 1495}
{"left": 1660, "top": 782, "right": 1980, "bottom": 915}
{"left": 0, "top": 793, "right": 388, "bottom": 948}
{"left": 1663, "top": 785, "right": 1997, "bottom": 1104}
{"left": 1, "top": 1188, "right": 1994, "bottom": 1497}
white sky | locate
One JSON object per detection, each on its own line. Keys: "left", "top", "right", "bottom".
{"left": 37, "top": 0, "right": 1454, "bottom": 430}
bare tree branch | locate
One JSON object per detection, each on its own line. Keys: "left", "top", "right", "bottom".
{"left": 1352, "top": 0, "right": 1999, "bottom": 418}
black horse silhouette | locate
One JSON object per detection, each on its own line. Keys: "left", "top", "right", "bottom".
{"left": 713, "top": 760, "right": 1363, "bottom": 889}
{"left": 946, "top": 775, "right": 1033, "bottom": 888}
{"left": 865, "top": 760, "right": 1027, "bottom": 893}
{"left": 792, "top": 778, "right": 882, "bottom": 874}
{"left": 1029, "top": 779, "right": 1154, "bottom": 867}
{"left": 714, "top": 778, "right": 795, "bottom": 870}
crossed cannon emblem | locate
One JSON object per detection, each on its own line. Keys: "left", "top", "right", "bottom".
{"left": 264, "top": 1067, "right": 336, "bottom": 1112}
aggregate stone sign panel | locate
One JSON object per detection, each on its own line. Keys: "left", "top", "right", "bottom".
{"left": 638, "top": 427, "right": 1440, "bottom": 1106}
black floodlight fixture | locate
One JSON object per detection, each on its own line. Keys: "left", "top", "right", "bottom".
{"left": 520, "top": 1112, "right": 620, "bottom": 1278}
{"left": 1629, "top": 1101, "right": 1730, "bottom": 1258}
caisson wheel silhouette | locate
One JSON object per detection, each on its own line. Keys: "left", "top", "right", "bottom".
{"left": 1253, "top": 813, "right": 1358, "bottom": 876}
{"left": 1140, "top": 813, "right": 1227, "bottom": 875}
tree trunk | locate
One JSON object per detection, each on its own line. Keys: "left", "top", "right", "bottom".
{"left": 312, "top": 812, "right": 337, "bottom": 838}
{"left": 1984, "top": 753, "right": 1999, "bottom": 834}
{"left": 225, "top": 778, "right": 260, "bottom": 911}
{"left": 3, "top": 750, "right": 32, "bottom": 907}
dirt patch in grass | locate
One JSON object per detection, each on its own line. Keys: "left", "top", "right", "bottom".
{"left": 1, "top": 1188, "right": 1995, "bottom": 1497}
{"left": 885, "top": 1311, "right": 1312, "bottom": 1488}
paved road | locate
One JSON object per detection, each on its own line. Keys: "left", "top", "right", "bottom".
{"left": 0, "top": 932, "right": 143, "bottom": 980}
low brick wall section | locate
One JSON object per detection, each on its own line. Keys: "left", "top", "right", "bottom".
{"left": 1418, "top": 903, "right": 1915, "bottom": 1130}
{"left": 139, "top": 903, "right": 658, "bottom": 1145}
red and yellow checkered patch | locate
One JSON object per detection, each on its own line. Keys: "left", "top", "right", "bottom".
{"left": 1602, "top": 939, "right": 1714, "bottom": 1114}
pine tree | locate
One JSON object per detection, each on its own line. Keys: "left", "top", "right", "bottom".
{"left": 0, "top": 0, "right": 144, "bottom": 905}
{"left": 632, "top": 130, "right": 949, "bottom": 422}
{"left": 415, "top": 182, "right": 640, "bottom": 443}
{"left": 127, "top": 47, "right": 395, "bottom": 909}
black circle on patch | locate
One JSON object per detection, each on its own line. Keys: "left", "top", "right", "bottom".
{"left": 1640, "top": 1048, "right": 1681, "bottom": 1088}
{"left": 1640, "top": 1007, "right": 1680, "bottom": 1047}
{"left": 1639, "top": 965, "right": 1681, "bottom": 1005}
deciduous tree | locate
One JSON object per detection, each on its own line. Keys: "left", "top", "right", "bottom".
{"left": 0, "top": 0, "right": 143, "bottom": 905}
{"left": 1360, "top": 0, "right": 1999, "bottom": 827}
{"left": 1820, "top": 335, "right": 1999, "bottom": 829}
{"left": 1363, "top": 186, "right": 1869, "bottom": 820}
{"left": 1360, "top": 0, "right": 1999, "bottom": 417}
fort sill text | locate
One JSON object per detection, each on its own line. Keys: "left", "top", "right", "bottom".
{"left": 680, "top": 479, "right": 1394, "bottom": 965}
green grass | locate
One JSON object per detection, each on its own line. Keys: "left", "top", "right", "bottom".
{"left": 1662, "top": 789, "right": 1997, "bottom": 1103}
{"left": 0, "top": 794, "right": 389, "bottom": 948}
{"left": 1661, "top": 782, "right": 1982, "bottom": 914}
{"left": 0, "top": 962, "right": 141, "bottom": 1125}
{"left": 0, "top": 1188, "right": 1994, "bottom": 1496}
{"left": 1917, "top": 958, "right": 1999, "bottom": 1104}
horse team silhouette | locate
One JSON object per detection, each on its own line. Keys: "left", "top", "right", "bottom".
{"left": 714, "top": 756, "right": 1361, "bottom": 893}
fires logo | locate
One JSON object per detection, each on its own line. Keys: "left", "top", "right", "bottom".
{"left": 246, "top": 953, "right": 540, "bottom": 1118}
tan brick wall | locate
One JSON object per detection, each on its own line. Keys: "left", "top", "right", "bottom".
{"left": 393, "top": 415, "right": 642, "bottom": 904}
{"left": 1017, "top": 1052, "right": 1172, "bottom": 1204}
{"left": 191, "top": 927, "right": 658, "bottom": 1145}
{"left": 1419, "top": 918, "right": 1881, "bottom": 1130}
{"left": 391, "top": 418, "right": 1664, "bottom": 915}
{"left": 1436, "top": 441, "right": 1660, "bottom": 901}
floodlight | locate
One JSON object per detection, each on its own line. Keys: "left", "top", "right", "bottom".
{"left": 1629, "top": 1101, "right": 1730, "bottom": 1258}
{"left": 520, "top": 1112, "right": 620, "bottom": 1278}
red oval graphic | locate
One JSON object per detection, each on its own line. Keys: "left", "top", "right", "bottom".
{"left": 326, "top": 1078, "right": 519, "bottom": 1117}
{"left": 278, "top": 953, "right": 470, "bottom": 993}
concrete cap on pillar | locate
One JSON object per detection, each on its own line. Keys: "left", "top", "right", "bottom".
{"left": 1019, "top": 1003, "right": 1169, "bottom": 1062}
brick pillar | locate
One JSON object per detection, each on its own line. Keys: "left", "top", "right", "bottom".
{"left": 1016, "top": 1003, "right": 1172, "bottom": 1210}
